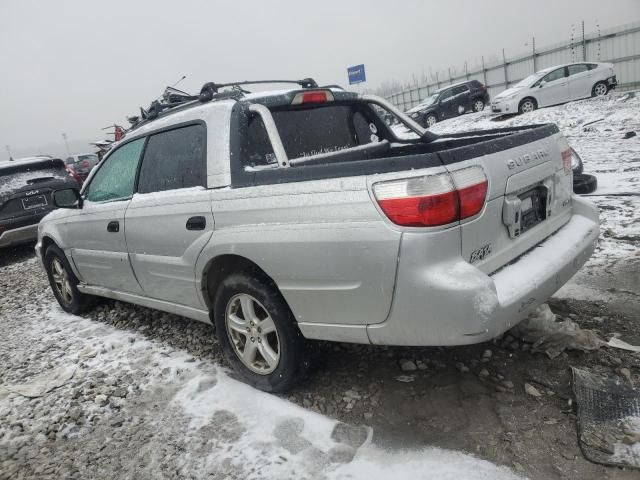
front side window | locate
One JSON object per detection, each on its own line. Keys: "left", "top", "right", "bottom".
{"left": 568, "top": 64, "right": 589, "bottom": 76}
{"left": 439, "top": 89, "right": 454, "bottom": 101}
{"left": 542, "top": 68, "right": 566, "bottom": 83}
{"left": 137, "top": 124, "right": 206, "bottom": 194}
{"left": 85, "top": 138, "right": 145, "bottom": 202}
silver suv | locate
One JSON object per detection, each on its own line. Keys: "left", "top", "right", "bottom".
{"left": 37, "top": 79, "right": 599, "bottom": 391}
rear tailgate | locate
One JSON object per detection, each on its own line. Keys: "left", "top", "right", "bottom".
{"left": 439, "top": 128, "right": 573, "bottom": 274}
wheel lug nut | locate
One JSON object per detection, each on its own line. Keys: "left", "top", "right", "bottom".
{"left": 250, "top": 337, "right": 255, "bottom": 342}
{"left": 257, "top": 338, "right": 262, "bottom": 343}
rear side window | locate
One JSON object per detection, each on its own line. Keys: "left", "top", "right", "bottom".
{"left": 587, "top": 63, "right": 598, "bottom": 70}
{"left": 452, "top": 85, "right": 470, "bottom": 95}
{"left": 568, "top": 64, "right": 589, "bottom": 75}
{"left": 137, "top": 124, "right": 206, "bottom": 194}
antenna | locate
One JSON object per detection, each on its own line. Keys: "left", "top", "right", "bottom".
{"left": 172, "top": 75, "right": 186, "bottom": 88}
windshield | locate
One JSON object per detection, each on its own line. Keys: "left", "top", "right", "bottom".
{"left": 514, "top": 72, "right": 545, "bottom": 88}
{"left": 418, "top": 93, "right": 439, "bottom": 107}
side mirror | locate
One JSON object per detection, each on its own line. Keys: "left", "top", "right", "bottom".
{"left": 53, "top": 188, "right": 83, "bottom": 209}
{"left": 538, "top": 81, "right": 546, "bottom": 88}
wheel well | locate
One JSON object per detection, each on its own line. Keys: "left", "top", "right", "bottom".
{"left": 519, "top": 97, "right": 537, "bottom": 108}
{"left": 592, "top": 81, "right": 607, "bottom": 91}
{"left": 201, "top": 254, "right": 275, "bottom": 309}
{"left": 41, "top": 236, "right": 56, "bottom": 256}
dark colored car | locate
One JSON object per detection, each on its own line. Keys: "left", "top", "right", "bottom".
{"left": 406, "top": 80, "right": 490, "bottom": 128}
{"left": 0, "top": 157, "right": 79, "bottom": 248}
{"left": 65, "top": 153, "right": 100, "bottom": 184}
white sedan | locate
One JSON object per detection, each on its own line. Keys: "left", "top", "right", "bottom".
{"left": 491, "top": 62, "right": 617, "bottom": 115}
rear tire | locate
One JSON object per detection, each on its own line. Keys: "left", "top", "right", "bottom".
{"left": 592, "top": 81, "right": 608, "bottom": 97}
{"left": 573, "top": 173, "right": 598, "bottom": 195}
{"left": 213, "top": 272, "right": 308, "bottom": 392}
{"left": 518, "top": 98, "right": 537, "bottom": 114}
{"left": 44, "top": 244, "right": 93, "bottom": 314}
{"left": 472, "top": 99, "right": 485, "bottom": 112}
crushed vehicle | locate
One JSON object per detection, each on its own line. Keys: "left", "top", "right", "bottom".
{"left": 65, "top": 153, "right": 100, "bottom": 184}
{"left": 37, "top": 78, "right": 599, "bottom": 392}
{"left": 0, "top": 157, "right": 79, "bottom": 248}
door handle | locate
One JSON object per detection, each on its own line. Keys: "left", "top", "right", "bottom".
{"left": 186, "top": 216, "right": 206, "bottom": 231}
{"left": 107, "top": 220, "right": 120, "bottom": 233}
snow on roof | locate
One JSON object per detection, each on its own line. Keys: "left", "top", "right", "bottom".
{"left": 0, "top": 157, "right": 62, "bottom": 172}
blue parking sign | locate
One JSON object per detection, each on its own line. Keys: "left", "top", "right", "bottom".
{"left": 347, "top": 64, "right": 366, "bottom": 85}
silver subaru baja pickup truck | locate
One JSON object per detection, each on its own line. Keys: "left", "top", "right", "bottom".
{"left": 36, "top": 79, "right": 599, "bottom": 391}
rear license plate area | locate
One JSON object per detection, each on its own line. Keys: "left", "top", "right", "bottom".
{"left": 502, "top": 185, "right": 548, "bottom": 238}
{"left": 21, "top": 194, "right": 47, "bottom": 210}
{"left": 518, "top": 186, "right": 547, "bottom": 235}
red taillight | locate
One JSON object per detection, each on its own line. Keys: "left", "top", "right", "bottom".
{"left": 291, "top": 90, "right": 335, "bottom": 105}
{"left": 82, "top": 160, "right": 90, "bottom": 168}
{"left": 561, "top": 149, "right": 572, "bottom": 173}
{"left": 373, "top": 167, "right": 488, "bottom": 227}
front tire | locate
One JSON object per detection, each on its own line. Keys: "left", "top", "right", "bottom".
{"left": 213, "top": 272, "right": 308, "bottom": 392}
{"left": 424, "top": 114, "right": 437, "bottom": 128}
{"left": 592, "top": 81, "right": 608, "bottom": 97}
{"left": 518, "top": 98, "right": 537, "bottom": 114}
{"left": 472, "top": 99, "right": 485, "bottom": 112}
{"left": 44, "top": 244, "right": 92, "bottom": 314}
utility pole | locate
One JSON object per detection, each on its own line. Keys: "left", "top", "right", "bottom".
{"left": 465, "top": 61, "right": 469, "bottom": 80}
{"left": 481, "top": 56, "right": 487, "bottom": 86}
{"left": 5, "top": 145, "right": 12, "bottom": 161}
{"left": 502, "top": 48, "right": 509, "bottom": 88}
{"left": 532, "top": 37, "right": 537, "bottom": 72}
{"left": 448, "top": 67, "right": 452, "bottom": 85}
{"left": 62, "top": 133, "right": 71, "bottom": 157}
{"left": 582, "top": 20, "right": 587, "bottom": 61}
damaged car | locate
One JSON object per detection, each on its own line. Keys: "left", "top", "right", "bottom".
{"left": 37, "top": 79, "right": 599, "bottom": 391}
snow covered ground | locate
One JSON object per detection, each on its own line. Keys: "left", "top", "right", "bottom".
{"left": 1, "top": 91, "right": 638, "bottom": 480}
{"left": 0, "top": 258, "right": 521, "bottom": 480}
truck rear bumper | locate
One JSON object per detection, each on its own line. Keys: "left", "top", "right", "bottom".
{"left": 366, "top": 195, "right": 599, "bottom": 346}
{"left": 0, "top": 224, "right": 38, "bottom": 248}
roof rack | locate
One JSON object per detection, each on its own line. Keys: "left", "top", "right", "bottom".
{"left": 127, "top": 78, "right": 319, "bottom": 131}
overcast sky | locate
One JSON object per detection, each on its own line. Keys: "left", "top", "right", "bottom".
{"left": 1, "top": 0, "right": 638, "bottom": 160}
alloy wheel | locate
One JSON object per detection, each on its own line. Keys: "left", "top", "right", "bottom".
{"left": 426, "top": 115, "right": 437, "bottom": 127}
{"left": 521, "top": 101, "right": 535, "bottom": 113}
{"left": 474, "top": 100, "right": 484, "bottom": 112}
{"left": 225, "top": 293, "right": 280, "bottom": 374}
{"left": 594, "top": 83, "right": 607, "bottom": 96}
{"left": 51, "top": 258, "right": 73, "bottom": 305}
